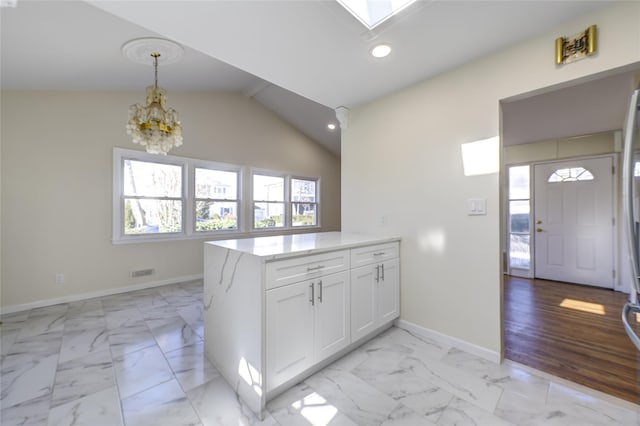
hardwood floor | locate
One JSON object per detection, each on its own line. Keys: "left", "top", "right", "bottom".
{"left": 504, "top": 276, "right": 640, "bottom": 404}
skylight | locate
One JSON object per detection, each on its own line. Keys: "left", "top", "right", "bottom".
{"left": 337, "top": 0, "right": 417, "bottom": 30}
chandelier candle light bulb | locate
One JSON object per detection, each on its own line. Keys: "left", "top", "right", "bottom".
{"left": 126, "top": 51, "right": 183, "bottom": 155}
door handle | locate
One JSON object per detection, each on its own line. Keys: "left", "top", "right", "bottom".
{"left": 536, "top": 227, "right": 543, "bottom": 232}
{"left": 317, "top": 280, "right": 323, "bottom": 303}
{"left": 375, "top": 265, "right": 380, "bottom": 283}
{"left": 309, "top": 282, "right": 315, "bottom": 306}
{"left": 381, "top": 263, "right": 385, "bottom": 281}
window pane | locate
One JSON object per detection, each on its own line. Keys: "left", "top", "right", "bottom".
{"left": 508, "top": 165, "right": 529, "bottom": 200}
{"left": 195, "top": 168, "right": 238, "bottom": 199}
{"left": 509, "top": 234, "right": 530, "bottom": 269}
{"left": 291, "top": 178, "right": 316, "bottom": 202}
{"left": 124, "top": 160, "right": 182, "bottom": 197}
{"left": 509, "top": 201, "right": 530, "bottom": 233}
{"left": 548, "top": 167, "right": 594, "bottom": 183}
{"left": 253, "top": 175, "right": 284, "bottom": 201}
{"left": 124, "top": 199, "right": 182, "bottom": 234}
{"left": 254, "top": 202, "right": 284, "bottom": 228}
{"left": 292, "top": 203, "right": 317, "bottom": 227}
{"left": 195, "top": 201, "right": 238, "bottom": 231}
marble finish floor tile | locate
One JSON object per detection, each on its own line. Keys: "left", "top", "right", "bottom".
{"left": 51, "top": 349, "right": 115, "bottom": 408}
{"left": 2, "top": 279, "right": 637, "bottom": 426}
{"left": 113, "top": 344, "right": 174, "bottom": 399}
{"left": 0, "top": 392, "right": 51, "bottom": 426}
{"left": 122, "top": 379, "right": 201, "bottom": 426}
{"left": 47, "top": 385, "right": 123, "bottom": 426}
{"left": 187, "top": 376, "right": 278, "bottom": 426}
{"left": 165, "top": 341, "right": 220, "bottom": 392}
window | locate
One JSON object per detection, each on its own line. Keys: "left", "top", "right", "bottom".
{"left": 548, "top": 167, "right": 594, "bottom": 183}
{"left": 123, "top": 159, "right": 183, "bottom": 235}
{"left": 195, "top": 167, "right": 240, "bottom": 232}
{"left": 114, "top": 148, "right": 242, "bottom": 243}
{"left": 508, "top": 165, "right": 531, "bottom": 272}
{"left": 252, "top": 171, "right": 320, "bottom": 230}
{"left": 253, "top": 173, "right": 285, "bottom": 229}
{"left": 291, "top": 178, "right": 318, "bottom": 227}
{"left": 114, "top": 149, "right": 321, "bottom": 242}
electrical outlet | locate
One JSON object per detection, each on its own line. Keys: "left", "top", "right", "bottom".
{"left": 55, "top": 273, "right": 65, "bottom": 284}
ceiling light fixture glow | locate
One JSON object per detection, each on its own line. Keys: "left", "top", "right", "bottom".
{"left": 371, "top": 44, "right": 392, "bottom": 58}
{"left": 327, "top": 123, "right": 337, "bottom": 131}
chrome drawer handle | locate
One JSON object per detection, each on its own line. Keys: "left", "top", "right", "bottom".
{"left": 373, "top": 252, "right": 385, "bottom": 256}
{"left": 307, "top": 265, "right": 325, "bottom": 271}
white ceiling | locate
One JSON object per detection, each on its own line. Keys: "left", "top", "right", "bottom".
{"left": 0, "top": 0, "right": 623, "bottom": 155}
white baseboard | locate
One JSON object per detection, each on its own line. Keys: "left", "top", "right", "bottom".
{"left": 0, "top": 274, "right": 203, "bottom": 315}
{"left": 395, "top": 319, "right": 501, "bottom": 364}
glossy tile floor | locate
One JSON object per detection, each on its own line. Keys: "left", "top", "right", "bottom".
{"left": 1, "top": 280, "right": 638, "bottom": 426}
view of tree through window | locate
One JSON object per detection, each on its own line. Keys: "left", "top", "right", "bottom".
{"left": 292, "top": 178, "right": 317, "bottom": 227}
{"left": 123, "top": 160, "right": 182, "bottom": 234}
{"left": 195, "top": 168, "right": 239, "bottom": 231}
{"left": 115, "top": 148, "right": 321, "bottom": 241}
{"left": 253, "top": 174, "right": 285, "bottom": 228}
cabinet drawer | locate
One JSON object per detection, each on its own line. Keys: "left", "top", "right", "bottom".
{"left": 266, "top": 250, "right": 350, "bottom": 290}
{"left": 350, "top": 242, "right": 399, "bottom": 268}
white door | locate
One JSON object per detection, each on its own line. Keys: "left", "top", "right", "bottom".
{"left": 315, "top": 271, "right": 350, "bottom": 361}
{"left": 534, "top": 157, "right": 614, "bottom": 288}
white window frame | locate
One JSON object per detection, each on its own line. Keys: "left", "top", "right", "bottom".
{"left": 191, "top": 159, "right": 243, "bottom": 236}
{"left": 251, "top": 169, "right": 321, "bottom": 231}
{"left": 113, "top": 148, "right": 243, "bottom": 244}
{"left": 290, "top": 175, "right": 321, "bottom": 229}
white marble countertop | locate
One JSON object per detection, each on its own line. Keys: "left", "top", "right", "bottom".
{"left": 205, "top": 231, "right": 400, "bottom": 261}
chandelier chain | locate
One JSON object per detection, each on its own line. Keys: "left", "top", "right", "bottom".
{"left": 152, "top": 52, "right": 160, "bottom": 88}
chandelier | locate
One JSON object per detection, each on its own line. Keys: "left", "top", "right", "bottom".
{"left": 123, "top": 38, "right": 183, "bottom": 155}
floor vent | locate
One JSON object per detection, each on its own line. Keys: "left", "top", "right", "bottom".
{"left": 131, "top": 268, "right": 155, "bottom": 278}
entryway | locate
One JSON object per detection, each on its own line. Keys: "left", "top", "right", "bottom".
{"left": 533, "top": 156, "right": 614, "bottom": 288}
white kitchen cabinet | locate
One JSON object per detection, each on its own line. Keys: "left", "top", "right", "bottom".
{"left": 266, "top": 270, "right": 349, "bottom": 392}
{"left": 350, "top": 243, "right": 400, "bottom": 342}
{"left": 204, "top": 232, "right": 400, "bottom": 419}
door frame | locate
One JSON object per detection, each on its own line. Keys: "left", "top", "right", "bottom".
{"left": 531, "top": 154, "right": 618, "bottom": 288}
{"left": 506, "top": 153, "right": 619, "bottom": 290}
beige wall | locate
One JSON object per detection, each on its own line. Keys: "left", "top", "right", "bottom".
{"left": 341, "top": 2, "right": 640, "bottom": 356}
{"left": 1, "top": 91, "right": 341, "bottom": 310}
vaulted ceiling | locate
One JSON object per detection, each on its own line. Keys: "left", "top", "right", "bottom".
{"left": 1, "top": 1, "right": 625, "bottom": 155}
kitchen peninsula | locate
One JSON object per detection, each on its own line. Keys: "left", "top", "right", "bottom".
{"left": 203, "top": 232, "right": 401, "bottom": 419}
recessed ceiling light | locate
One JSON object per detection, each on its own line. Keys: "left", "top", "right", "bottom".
{"left": 371, "top": 44, "right": 391, "bottom": 58}
{"left": 327, "top": 123, "right": 337, "bottom": 131}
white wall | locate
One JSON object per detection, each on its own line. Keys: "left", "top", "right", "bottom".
{"left": 0, "top": 91, "right": 341, "bottom": 310}
{"left": 341, "top": 2, "right": 640, "bottom": 356}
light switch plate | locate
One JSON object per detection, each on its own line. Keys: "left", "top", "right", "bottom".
{"left": 467, "top": 198, "right": 487, "bottom": 215}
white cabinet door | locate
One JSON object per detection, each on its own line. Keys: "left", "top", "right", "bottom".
{"left": 378, "top": 258, "right": 399, "bottom": 323}
{"left": 266, "top": 281, "right": 314, "bottom": 392}
{"left": 315, "top": 270, "right": 350, "bottom": 361}
{"left": 350, "top": 265, "right": 377, "bottom": 342}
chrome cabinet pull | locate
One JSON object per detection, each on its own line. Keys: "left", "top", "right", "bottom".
{"left": 318, "top": 280, "right": 323, "bottom": 303}
{"left": 307, "top": 265, "right": 325, "bottom": 272}
{"left": 375, "top": 265, "right": 380, "bottom": 283}
{"left": 309, "top": 282, "right": 315, "bottom": 306}
{"left": 381, "top": 263, "right": 385, "bottom": 281}
{"left": 373, "top": 252, "right": 385, "bottom": 257}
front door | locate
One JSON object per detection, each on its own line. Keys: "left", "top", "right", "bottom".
{"left": 534, "top": 157, "right": 614, "bottom": 288}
